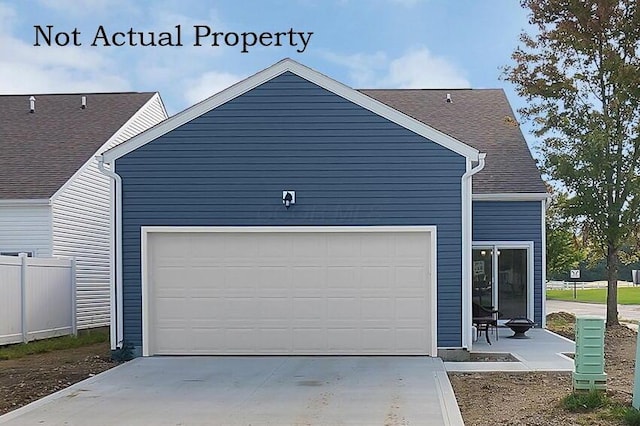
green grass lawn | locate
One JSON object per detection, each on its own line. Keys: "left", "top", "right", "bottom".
{"left": 0, "top": 329, "right": 109, "bottom": 360}
{"left": 546, "top": 286, "right": 640, "bottom": 305}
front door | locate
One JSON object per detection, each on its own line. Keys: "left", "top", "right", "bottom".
{"left": 472, "top": 244, "right": 532, "bottom": 321}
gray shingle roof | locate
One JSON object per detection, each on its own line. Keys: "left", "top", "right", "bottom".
{"left": 359, "top": 88, "right": 547, "bottom": 194}
{"left": 0, "top": 92, "right": 155, "bottom": 199}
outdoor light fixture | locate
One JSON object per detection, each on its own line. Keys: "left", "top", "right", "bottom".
{"left": 282, "top": 190, "right": 295, "bottom": 208}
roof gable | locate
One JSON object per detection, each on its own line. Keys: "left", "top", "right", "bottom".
{"left": 0, "top": 92, "right": 157, "bottom": 199}
{"left": 102, "top": 59, "right": 479, "bottom": 163}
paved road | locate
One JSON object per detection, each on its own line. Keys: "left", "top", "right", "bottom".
{"left": 547, "top": 299, "right": 640, "bottom": 322}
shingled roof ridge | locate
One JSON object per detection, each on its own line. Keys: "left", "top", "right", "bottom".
{"left": 0, "top": 91, "right": 155, "bottom": 97}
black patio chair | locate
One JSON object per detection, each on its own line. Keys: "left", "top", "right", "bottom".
{"left": 472, "top": 302, "right": 500, "bottom": 344}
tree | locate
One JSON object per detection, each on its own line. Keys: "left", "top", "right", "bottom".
{"left": 546, "top": 192, "right": 586, "bottom": 277}
{"left": 504, "top": 0, "right": 640, "bottom": 326}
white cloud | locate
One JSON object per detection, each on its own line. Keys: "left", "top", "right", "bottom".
{"left": 0, "top": 3, "right": 130, "bottom": 93}
{"left": 386, "top": 49, "right": 470, "bottom": 88}
{"left": 183, "top": 71, "right": 244, "bottom": 104}
{"left": 324, "top": 47, "right": 470, "bottom": 89}
{"left": 36, "top": 0, "right": 136, "bottom": 16}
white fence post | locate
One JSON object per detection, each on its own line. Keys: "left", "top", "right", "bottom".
{"left": 71, "top": 258, "right": 77, "bottom": 336}
{"left": 19, "top": 253, "right": 28, "bottom": 343}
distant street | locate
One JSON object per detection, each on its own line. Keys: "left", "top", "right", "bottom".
{"left": 546, "top": 299, "right": 640, "bottom": 323}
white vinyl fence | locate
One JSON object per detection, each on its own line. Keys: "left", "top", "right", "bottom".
{"left": 0, "top": 254, "right": 76, "bottom": 345}
{"left": 546, "top": 280, "right": 635, "bottom": 290}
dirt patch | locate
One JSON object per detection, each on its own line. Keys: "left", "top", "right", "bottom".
{"left": 446, "top": 352, "right": 519, "bottom": 362}
{"left": 449, "top": 313, "right": 638, "bottom": 425}
{"left": 0, "top": 342, "right": 117, "bottom": 415}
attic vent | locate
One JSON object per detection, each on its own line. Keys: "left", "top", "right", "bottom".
{"left": 29, "top": 96, "right": 35, "bottom": 113}
{"left": 446, "top": 93, "right": 452, "bottom": 103}
{"left": 81, "top": 95, "right": 87, "bottom": 109}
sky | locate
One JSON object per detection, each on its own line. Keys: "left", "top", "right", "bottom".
{"left": 0, "top": 0, "right": 536, "bottom": 145}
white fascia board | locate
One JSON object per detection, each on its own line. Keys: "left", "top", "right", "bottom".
{"left": 51, "top": 92, "right": 167, "bottom": 203}
{"left": 473, "top": 193, "right": 550, "bottom": 202}
{"left": 102, "top": 58, "right": 479, "bottom": 163}
{"left": 0, "top": 199, "right": 50, "bottom": 206}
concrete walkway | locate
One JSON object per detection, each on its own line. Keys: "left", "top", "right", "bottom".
{"left": 445, "top": 328, "right": 574, "bottom": 373}
{"left": 0, "top": 356, "right": 464, "bottom": 426}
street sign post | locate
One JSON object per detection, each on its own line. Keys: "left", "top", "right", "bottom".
{"left": 570, "top": 269, "right": 580, "bottom": 299}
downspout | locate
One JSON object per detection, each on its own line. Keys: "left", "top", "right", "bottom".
{"left": 461, "top": 153, "right": 486, "bottom": 350}
{"left": 96, "top": 155, "right": 123, "bottom": 350}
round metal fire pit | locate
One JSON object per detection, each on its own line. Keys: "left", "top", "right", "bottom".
{"left": 505, "top": 318, "right": 535, "bottom": 339}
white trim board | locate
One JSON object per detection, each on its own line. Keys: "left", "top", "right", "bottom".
{"left": 140, "top": 225, "right": 438, "bottom": 357}
{"left": 473, "top": 193, "right": 549, "bottom": 201}
{"left": 102, "top": 58, "right": 479, "bottom": 163}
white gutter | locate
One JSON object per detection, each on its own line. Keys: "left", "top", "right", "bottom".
{"left": 96, "top": 155, "right": 123, "bottom": 350}
{"left": 460, "top": 153, "right": 486, "bottom": 350}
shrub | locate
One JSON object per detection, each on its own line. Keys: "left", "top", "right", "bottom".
{"left": 624, "top": 407, "right": 640, "bottom": 426}
{"left": 562, "top": 390, "right": 608, "bottom": 412}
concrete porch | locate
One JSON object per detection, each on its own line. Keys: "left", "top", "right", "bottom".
{"left": 445, "top": 327, "right": 575, "bottom": 372}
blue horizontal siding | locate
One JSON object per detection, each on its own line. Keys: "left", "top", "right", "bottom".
{"left": 117, "top": 72, "right": 466, "bottom": 350}
{"left": 472, "top": 200, "right": 544, "bottom": 325}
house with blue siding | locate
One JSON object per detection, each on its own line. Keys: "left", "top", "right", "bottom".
{"left": 100, "top": 59, "right": 547, "bottom": 356}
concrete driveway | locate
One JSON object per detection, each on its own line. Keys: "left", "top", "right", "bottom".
{"left": 0, "top": 356, "right": 463, "bottom": 426}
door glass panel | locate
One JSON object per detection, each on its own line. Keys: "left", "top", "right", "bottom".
{"left": 472, "top": 249, "right": 493, "bottom": 309}
{"left": 497, "top": 249, "right": 528, "bottom": 319}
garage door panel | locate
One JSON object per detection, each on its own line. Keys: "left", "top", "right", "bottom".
{"left": 291, "top": 267, "right": 325, "bottom": 290}
{"left": 327, "top": 298, "right": 359, "bottom": 319}
{"left": 147, "top": 229, "right": 433, "bottom": 355}
{"left": 292, "top": 328, "right": 326, "bottom": 352}
{"left": 292, "top": 237, "right": 326, "bottom": 257}
{"left": 258, "top": 298, "right": 291, "bottom": 319}
{"left": 293, "top": 297, "right": 326, "bottom": 320}
{"left": 327, "top": 235, "right": 360, "bottom": 257}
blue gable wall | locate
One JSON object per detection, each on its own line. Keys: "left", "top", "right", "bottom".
{"left": 472, "top": 200, "right": 543, "bottom": 324}
{"left": 116, "top": 72, "right": 467, "bottom": 349}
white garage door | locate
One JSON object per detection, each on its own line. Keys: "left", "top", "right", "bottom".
{"left": 143, "top": 227, "right": 436, "bottom": 356}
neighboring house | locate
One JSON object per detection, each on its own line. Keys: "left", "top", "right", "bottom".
{"left": 0, "top": 92, "right": 168, "bottom": 330}
{"left": 100, "top": 59, "right": 547, "bottom": 356}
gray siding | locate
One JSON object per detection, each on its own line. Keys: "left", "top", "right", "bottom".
{"left": 472, "top": 200, "right": 543, "bottom": 324}
{"left": 0, "top": 205, "right": 51, "bottom": 257}
{"left": 117, "top": 72, "right": 467, "bottom": 349}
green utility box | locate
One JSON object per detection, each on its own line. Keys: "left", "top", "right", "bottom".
{"left": 573, "top": 316, "right": 607, "bottom": 391}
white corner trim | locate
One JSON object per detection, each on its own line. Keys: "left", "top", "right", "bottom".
{"left": 51, "top": 92, "right": 167, "bottom": 203}
{"left": 473, "top": 193, "right": 550, "bottom": 202}
{"left": 102, "top": 59, "right": 479, "bottom": 163}
{"left": 541, "top": 199, "right": 547, "bottom": 328}
{"left": 430, "top": 228, "right": 438, "bottom": 357}
{"left": 140, "top": 225, "right": 439, "bottom": 357}
{"left": 0, "top": 199, "right": 50, "bottom": 206}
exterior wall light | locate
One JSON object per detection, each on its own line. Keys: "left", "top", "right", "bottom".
{"left": 282, "top": 191, "right": 295, "bottom": 208}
